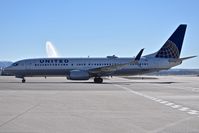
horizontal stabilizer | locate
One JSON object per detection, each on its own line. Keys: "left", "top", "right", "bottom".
{"left": 169, "top": 55, "right": 197, "bottom": 63}
{"left": 180, "top": 56, "right": 197, "bottom": 61}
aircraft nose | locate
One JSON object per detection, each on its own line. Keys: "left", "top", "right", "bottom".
{"left": 1, "top": 66, "right": 14, "bottom": 76}
{"left": 0, "top": 67, "right": 3, "bottom": 75}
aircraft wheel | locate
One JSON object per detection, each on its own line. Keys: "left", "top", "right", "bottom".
{"left": 22, "top": 79, "right": 26, "bottom": 83}
{"left": 94, "top": 77, "right": 103, "bottom": 83}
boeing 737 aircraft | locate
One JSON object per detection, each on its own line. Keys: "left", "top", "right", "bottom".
{"left": 2, "top": 24, "right": 196, "bottom": 83}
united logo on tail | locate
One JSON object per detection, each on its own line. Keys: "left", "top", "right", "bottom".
{"left": 156, "top": 24, "right": 187, "bottom": 59}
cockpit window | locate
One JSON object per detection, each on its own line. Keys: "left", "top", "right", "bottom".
{"left": 12, "top": 63, "right": 18, "bottom": 66}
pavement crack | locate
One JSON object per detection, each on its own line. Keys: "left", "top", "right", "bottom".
{"left": 0, "top": 103, "right": 40, "bottom": 128}
{"left": 148, "top": 117, "right": 194, "bottom": 133}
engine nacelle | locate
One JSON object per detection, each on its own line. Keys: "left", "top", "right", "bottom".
{"left": 68, "top": 70, "right": 90, "bottom": 80}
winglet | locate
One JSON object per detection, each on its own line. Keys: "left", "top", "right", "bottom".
{"left": 135, "top": 48, "right": 144, "bottom": 61}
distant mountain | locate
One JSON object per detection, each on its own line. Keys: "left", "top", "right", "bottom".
{"left": 0, "top": 61, "right": 13, "bottom": 69}
{"left": 148, "top": 69, "right": 199, "bottom": 76}
{"left": 0, "top": 61, "right": 12, "bottom": 75}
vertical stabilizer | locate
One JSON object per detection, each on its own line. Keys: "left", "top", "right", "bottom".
{"left": 155, "top": 24, "right": 187, "bottom": 58}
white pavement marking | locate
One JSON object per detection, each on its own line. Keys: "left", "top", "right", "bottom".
{"left": 188, "top": 110, "right": 199, "bottom": 115}
{"left": 155, "top": 99, "right": 163, "bottom": 102}
{"left": 171, "top": 105, "right": 181, "bottom": 109}
{"left": 114, "top": 84, "right": 199, "bottom": 118}
{"left": 151, "top": 97, "right": 157, "bottom": 100}
{"left": 179, "top": 107, "right": 190, "bottom": 111}
{"left": 165, "top": 102, "right": 174, "bottom": 106}
{"left": 159, "top": 101, "right": 168, "bottom": 104}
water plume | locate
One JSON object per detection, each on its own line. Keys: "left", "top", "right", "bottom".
{"left": 46, "top": 41, "right": 59, "bottom": 58}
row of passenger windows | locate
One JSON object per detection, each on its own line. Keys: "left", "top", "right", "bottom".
{"left": 34, "top": 63, "right": 149, "bottom": 67}
{"left": 35, "top": 64, "right": 69, "bottom": 66}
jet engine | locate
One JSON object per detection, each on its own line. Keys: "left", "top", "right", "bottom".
{"left": 68, "top": 70, "right": 90, "bottom": 80}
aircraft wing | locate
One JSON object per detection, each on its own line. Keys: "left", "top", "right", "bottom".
{"left": 88, "top": 49, "right": 144, "bottom": 75}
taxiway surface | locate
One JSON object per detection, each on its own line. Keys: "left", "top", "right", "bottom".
{"left": 0, "top": 76, "right": 199, "bottom": 133}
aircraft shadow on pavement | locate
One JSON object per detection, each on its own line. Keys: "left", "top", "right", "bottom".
{"left": 0, "top": 81, "right": 179, "bottom": 85}
{"left": 0, "top": 80, "right": 180, "bottom": 91}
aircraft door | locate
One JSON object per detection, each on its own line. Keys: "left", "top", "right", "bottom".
{"left": 25, "top": 60, "right": 33, "bottom": 70}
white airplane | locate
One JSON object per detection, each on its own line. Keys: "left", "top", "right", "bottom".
{"left": 2, "top": 24, "right": 196, "bottom": 83}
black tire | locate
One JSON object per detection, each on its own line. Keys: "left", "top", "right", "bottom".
{"left": 94, "top": 77, "right": 103, "bottom": 83}
{"left": 22, "top": 79, "right": 26, "bottom": 83}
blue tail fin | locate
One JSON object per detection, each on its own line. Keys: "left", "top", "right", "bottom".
{"left": 155, "top": 24, "right": 187, "bottom": 58}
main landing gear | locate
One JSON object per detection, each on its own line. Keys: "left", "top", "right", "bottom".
{"left": 22, "top": 78, "right": 26, "bottom": 83}
{"left": 94, "top": 77, "right": 103, "bottom": 83}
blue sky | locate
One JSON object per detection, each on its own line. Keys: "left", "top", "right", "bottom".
{"left": 0, "top": 0, "right": 198, "bottom": 68}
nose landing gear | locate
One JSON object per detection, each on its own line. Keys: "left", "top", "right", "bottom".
{"left": 22, "top": 78, "right": 26, "bottom": 83}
